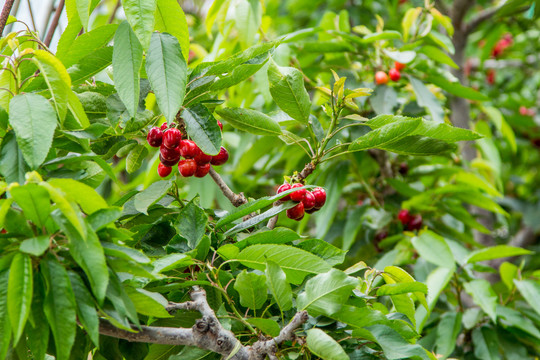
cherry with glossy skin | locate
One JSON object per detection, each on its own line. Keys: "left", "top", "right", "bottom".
{"left": 147, "top": 127, "right": 163, "bottom": 147}
{"left": 179, "top": 140, "right": 200, "bottom": 159}
{"left": 160, "top": 123, "right": 168, "bottom": 131}
{"left": 305, "top": 208, "right": 317, "bottom": 214}
{"left": 160, "top": 144, "right": 180, "bottom": 161}
{"left": 159, "top": 154, "right": 180, "bottom": 167}
{"left": 194, "top": 151, "right": 212, "bottom": 165}
{"left": 157, "top": 163, "right": 172, "bottom": 177}
{"left": 375, "top": 71, "right": 389, "bottom": 85}
{"left": 210, "top": 147, "right": 229, "bottom": 166}
{"left": 407, "top": 214, "right": 423, "bottom": 231}
{"left": 217, "top": 120, "right": 223, "bottom": 131}
{"left": 389, "top": 68, "right": 401, "bottom": 82}
{"left": 311, "top": 187, "right": 326, "bottom": 209}
{"left": 287, "top": 202, "right": 305, "bottom": 220}
{"left": 394, "top": 62, "right": 406, "bottom": 71}
{"left": 194, "top": 163, "right": 211, "bottom": 178}
{"left": 302, "top": 191, "right": 316, "bottom": 210}
{"left": 398, "top": 209, "right": 412, "bottom": 225}
{"left": 277, "top": 183, "right": 292, "bottom": 201}
{"left": 178, "top": 159, "right": 197, "bottom": 177}
{"left": 163, "top": 128, "right": 182, "bottom": 149}
{"left": 290, "top": 183, "right": 306, "bottom": 202}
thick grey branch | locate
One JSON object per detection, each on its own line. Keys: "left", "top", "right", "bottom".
{"left": 209, "top": 167, "right": 248, "bottom": 207}
{"left": 99, "top": 321, "right": 195, "bottom": 346}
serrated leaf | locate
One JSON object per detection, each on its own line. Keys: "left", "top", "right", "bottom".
{"left": 246, "top": 318, "right": 280, "bottom": 337}
{"left": 10, "top": 183, "right": 51, "bottom": 228}
{"left": 377, "top": 282, "right": 427, "bottom": 296}
{"left": 409, "top": 77, "right": 445, "bottom": 123}
{"left": 306, "top": 328, "right": 348, "bottom": 360}
{"left": 464, "top": 280, "right": 497, "bottom": 323}
{"left": 126, "top": 144, "right": 148, "bottom": 174}
{"left": 234, "top": 270, "right": 267, "bottom": 310}
{"left": 68, "top": 271, "right": 99, "bottom": 346}
{"left": 48, "top": 178, "right": 108, "bottom": 215}
{"left": 182, "top": 104, "right": 222, "bottom": 155}
{"left": 122, "top": 0, "right": 156, "bottom": 49}
{"left": 7, "top": 253, "right": 32, "bottom": 345}
{"left": 133, "top": 180, "right": 172, "bottom": 214}
{"left": 216, "top": 108, "right": 282, "bottom": 136}
{"left": 175, "top": 200, "right": 208, "bottom": 248}
{"left": 57, "top": 24, "right": 117, "bottom": 68}
{"left": 514, "top": 279, "right": 540, "bottom": 317}
{"left": 411, "top": 231, "right": 455, "bottom": 269}
{"left": 19, "top": 235, "right": 50, "bottom": 256}
{"left": 0, "top": 132, "right": 29, "bottom": 184}
{"left": 125, "top": 288, "right": 171, "bottom": 318}
{"left": 349, "top": 118, "right": 421, "bottom": 152}
{"left": 425, "top": 74, "right": 488, "bottom": 101}
{"left": 154, "top": 0, "right": 190, "bottom": 62}
{"left": 265, "top": 260, "right": 292, "bottom": 311}
{"left": 224, "top": 202, "right": 297, "bottom": 236}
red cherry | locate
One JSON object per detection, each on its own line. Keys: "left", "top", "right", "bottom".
{"left": 194, "top": 151, "right": 212, "bottom": 165}
{"left": 159, "top": 154, "right": 180, "bottom": 167}
{"left": 311, "top": 187, "right": 326, "bottom": 209}
{"left": 277, "top": 183, "right": 292, "bottom": 201}
{"left": 290, "top": 183, "right": 306, "bottom": 202}
{"left": 389, "top": 68, "right": 401, "bottom": 82}
{"left": 157, "top": 163, "right": 172, "bottom": 177}
{"left": 194, "top": 163, "right": 211, "bottom": 178}
{"left": 147, "top": 127, "right": 163, "bottom": 147}
{"left": 407, "top": 214, "right": 423, "bottom": 231}
{"left": 163, "top": 128, "right": 182, "bottom": 149}
{"left": 519, "top": 106, "right": 529, "bottom": 116}
{"left": 375, "top": 71, "right": 389, "bottom": 85}
{"left": 179, "top": 140, "right": 200, "bottom": 159}
{"left": 486, "top": 69, "right": 495, "bottom": 85}
{"left": 160, "top": 144, "right": 180, "bottom": 161}
{"left": 160, "top": 123, "right": 168, "bottom": 131}
{"left": 305, "top": 208, "right": 317, "bottom": 214}
{"left": 394, "top": 62, "right": 406, "bottom": 71}
{"left": 302, "top": 191, "right": 316, "bottom": 210}
{"left": 286, "top": 202, "right": 305, "bottom": 220}
{"left": 210, "top": 147, "right": 229, "bottom": 166}
{"left": 217, "top": 120, "right": 223, "bottom": 131}
{"left": 398, "top": 209, "right": 412, "bottom": 225}
{"left": 178, "top": 159, "right": 197, "bottom": 177}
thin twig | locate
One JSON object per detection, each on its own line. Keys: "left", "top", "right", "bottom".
{"left": 44, "top": 0, "right": 65, "bottom": 47}
{"left": 208, "top": 167, "right": 248, "bottom": 207}
{"left": 107, "top": 0, "right": 121, "bottom": 24}
{"left": 25, "top": 0, "right": 36, "bottom": 32}
{"left": 0, "top": 0, "right": 16, "bottom": 36}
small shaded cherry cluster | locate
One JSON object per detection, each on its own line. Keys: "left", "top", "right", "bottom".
{"left": 375, "top": 61, "right": 405, "bottom": 85}
{"left": 146, "top": 121, "right": 229, "bottom": 178}
{"left": 277, "top": 183, "right": 327, "bottom": 221}
{"left": 398, "top": 209, "right": 423, "bottom": 231}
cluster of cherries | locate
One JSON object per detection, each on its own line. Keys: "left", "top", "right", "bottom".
{"left": 146, "top": 121, "right": 229, "bottom": 178}
{"left": 397, "top": 209, "right": 423, "bottom": 231}
{"left": 276, "top": 183, "right": 327, "bottom": 221}
{"left": 375, "top": 61, "right": 405, "bottom": 85}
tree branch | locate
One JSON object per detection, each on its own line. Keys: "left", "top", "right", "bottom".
{"left": 107, "top": 0, "right": 121, "bottom": 24}
{"left": 451, "top": 0, "right": 475, "bottom": 32}
{"left": 465, "top": 5, "right": 529, "bottom": 35}
{"left": 99, "top": 287, "right": 309, "bottom": 360}
{"left": 44, "top": 0, "right": 65, "bottom": 47}
{"left": 209, "top": 167, "right": 248, "bottom": 207}
{"left": 0, "top": 0, "right": 15, "bottom": 36}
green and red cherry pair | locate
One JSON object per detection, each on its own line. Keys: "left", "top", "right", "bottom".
{"left": 276, "top": 183, "right": 327, "bottom": 221}
{"left": 146, "top": 121, "right": 228, "bottom": 178}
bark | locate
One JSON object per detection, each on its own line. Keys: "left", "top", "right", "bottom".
{"left": 43, "top": 0, "right": 65, "bottom": 47}
{"left": 0, "top": 0, "right": 16, "bottom": 36}
{"left": 209, "top": 167, "right": 248, "bottom": 207}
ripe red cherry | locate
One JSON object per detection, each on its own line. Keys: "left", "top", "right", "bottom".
{"left": 217, "top": 120, "right": 223, "bottom": 131}
{"left": 407, "top": 214, "right": 423, "bottom": 231}
{"left": 178, "top": 159, "right": 197, "bottom": 177}
{"left": 147, "top": 127, "right": 163, "bottom": 147}
{"left": 160, "top": 144, "right": 180, "bottom": 161}
{"left": 398, "top": 209, "right": 412, "bottom": 225}
{"left": 311, "top": 187, "right": 326, "bottom": 209}
{"left": 302, "top": 191, "right": 316, "bottom": 210}
{"left": 290, "top": 183, "right": 306, "bottom": 202}
{"left": 194, "top": 163, "right": 211, "bottom": 178}
{"left": 159, "top": 154, "right": 180, "bottom": 167}
{"left": 179, "top": 140, "right": 200, "bottom": 159}
{"left": 163, "top": 128, "right": 182, "bottom": 149}
{"left": 157, "top": 163, "right": 172, "bottom": 177}
{"left": 375, "top": 71, "right": 389, "bottom": 85}
{"left": 194, "top": 151, "right": 212, "bottom": 165}
{"left": 160, "top": 123, "right": 168, "bottom": 131}
{"left": 519, "top": 106, "right": 529, "bottom": 116}
{"left": 305, "top": 208, "right": 317, "bottom": 214}
{"left": 286, "top": 202, "right": 304, "bottom": 220}
{"left": 210, "top": 147, "right": 229, "bottom": 166}
{"left": 394, "top": 62, "right": 406, "bottom": 71}
{"left": 277, "top": 183, "right": 292, "bottom": 201}
{"left": 389, "top": 68, "right": 401, "bottom": 81}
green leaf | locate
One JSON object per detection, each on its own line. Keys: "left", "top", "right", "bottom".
{"left": 496, "top": 305, "right": 540, "bottom": 339}
{"left": 0, "top": 269, "right": 11, "bottom": 360}
{"left": 370, "top": 85, "right": 397, "bottom": 115}
{"left": 297, "top": 239, "right": 346, "bottom": 266}
{"left": 265, "top": 260, "right": 293, "bottom": 311}
{"left": 236, "top": 244, "right": 332, "bottom": 284}
{"left": 48, "top": 178, "right": 108, "bottom": 214}
{"left": 224, "top": 202, "right": 297, "bottom": 236}
{"left": 514, "top": 279, "right": 540, "bottom": 317}
{"left": 113, "top": 21, "right": 143, "bottom": 117}
{"left": 331, "top": 304, "right": 387, "bottom": 329}
{"left": 0, "top": 131, "right": 29, "bottom": 184}
{"left": 435, "top": 311, "right": 462, "bottom": 358}
{"left": 472, "top": 326, "right": 500, "bottom": 360}
{"left": 267, "top": 58, "right": 311, "bottom": 123}
{"left": 349, "top": 119, "right": 422, "bottom": 152}
{"left": 425, "top": 74, "right": 488, "bottom": 101}
{"left": 154, "top": 0, "right": 190, "bottom": 62}
{"left": 152, "top": 253, "right": 193, "bottom": 274}
{"left": 465, "top": 245, "right": 532, "bottom": 264}
{"left": 10, "top": 183, "right": 51, "bottom": 227}
{"left": 378, "top": 136, "right": 456, "bottom": 156}
{"left": 175, "top": 201, "right": 208, "bottom": 248}
{"left": 233, "top": 270, "right": 267, "bottom": 310}
{"left": 40, "top": 181, "right": 86, "bottom": 239}
{"left": 19, "top": 235, "right": 50, "bottom": 257}
{"left": 483, "top": 106, "right": 517, "bottom": 153}
{"left": 102, "top": 242, "right": 150, "bottom": 264}
{"left": 125, "top": 288, "right": 172, "bottom": 318}
{"left": 146, "top": 32, "right": 187, "bottom": 124}
{"left": 377, "top": 282, "right": 427, "bottom": 296}
{"left": 362, "top": 30, "right": 402, "bottom": 43}
{"left": 216, "top": 108, "right": 282, "bottom": 136}
{"left": 41, "top": 256, "right": 77, "bottom": 360}
{"left": 409, "top": 77, "right": 445, "bottom": 123}
{"left": 133, "top": 180, "right": 172, "bottom": 214}
{"left": 411, "top": 231, "right": 455, "bottom": 269}
{"left": 57, "top": 24, "right": 117, "bottom": 68}
{"left": 182, "top": 104, "right": 222, "bottom": 156}
{"left": 236, "top": 227, "right": 300, "bottom": 250}
{"left": 366, "top": 324, "right": 433, "bottom": 360}
{"left": 126, "top": 144, "right": 148, "bottom": 174}
{"left": 464, "top": 279, "right": 497, "bottom": 322}
{"left": 68, "top": 271, "right": 99, "bottom": 346}
{"left": 499, "top": 262, "right": 517, "bottom": 290}
{"left": 9, "top": 94, "right": 57, "bottom": 169}
{"left": 246, "top": 318, "right": 280, "bottom": 337}
{"left": 315, "top": 162, "right": 348, "bottom": 238}
{"left": 68, "top": 46, "right": 114, "bottom": 85}
{"left": 76, "top": 0, "right": 91, "bottom": 30}
{"left": 122, "top": 0, "right": 157, "bottom": 49}
{"left": 26, "top": 279, "right": 49, "bottom": 360}
{"left": 419, "top": 46, "right": 458, "bottom": 68}
{"left": 7, "top": 253, "right": 32, "bottom": 345}
{"left": 297, "top": 269, "right": 357, "bottom": 316}
{"left": 306, "top": 328, "right": 349, "bottom": 360}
